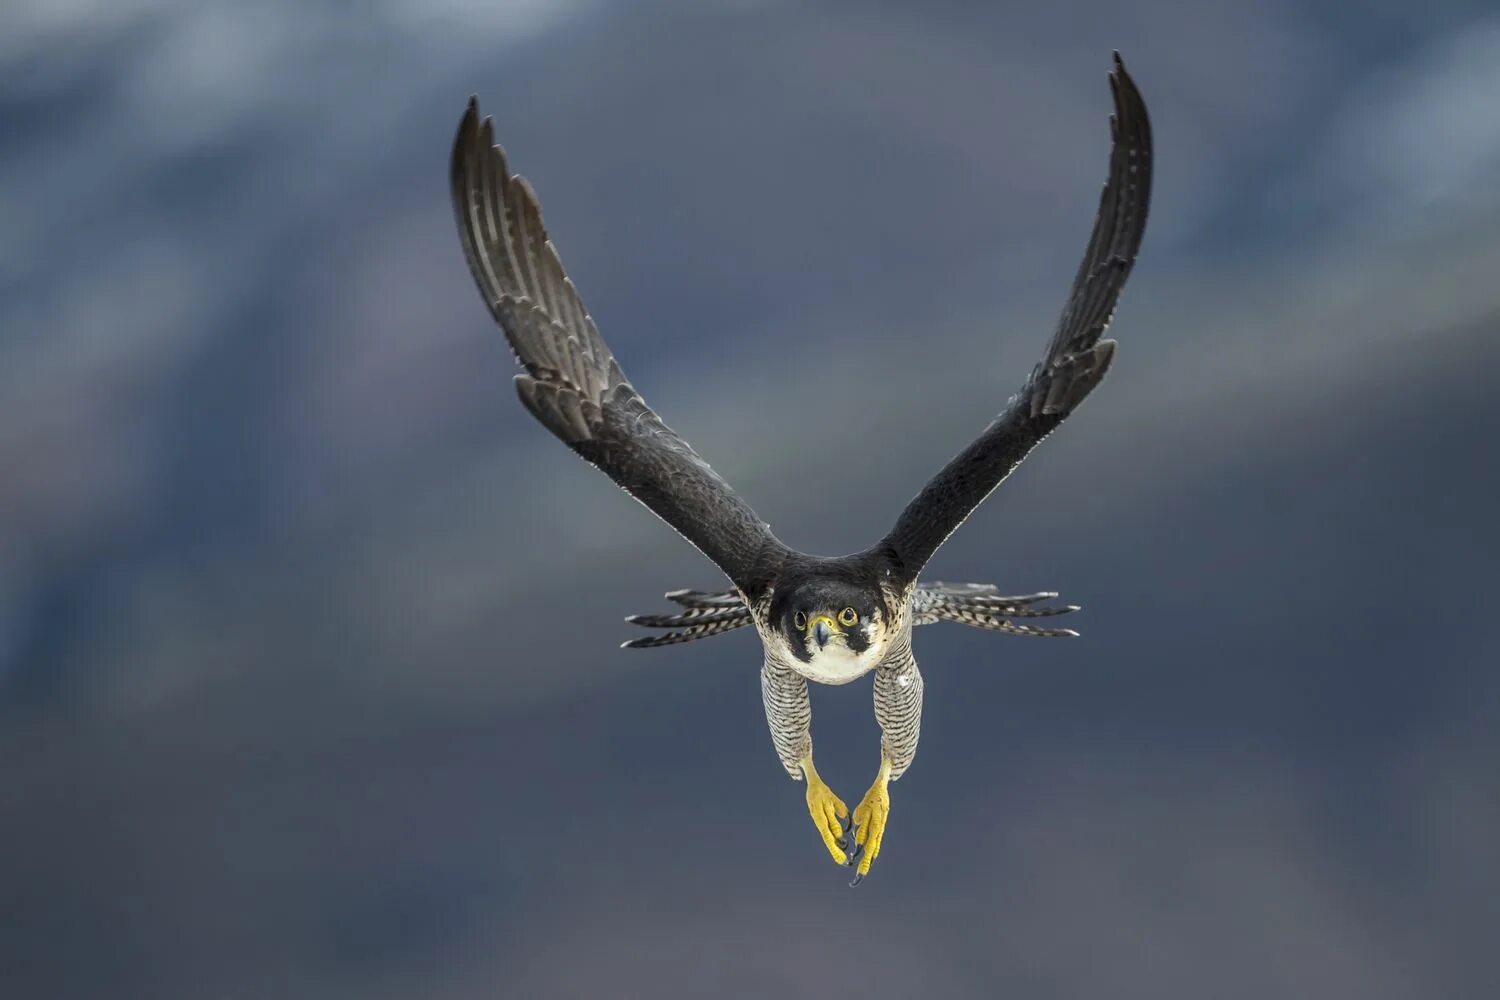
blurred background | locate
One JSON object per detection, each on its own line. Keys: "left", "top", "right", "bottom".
{"left": 3, "top": 1, "right": 1498, "bottom": 996}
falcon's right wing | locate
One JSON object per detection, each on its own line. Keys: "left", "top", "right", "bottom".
{"left": 451, "top": 99, "right": 788, "bottom": 591}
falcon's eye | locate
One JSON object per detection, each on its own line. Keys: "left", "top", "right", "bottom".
{"left": 838, "top": 607, "right": 859, "bottom": 626}
{"left": 793, "top": 611, "right": 808, "bottom": 630}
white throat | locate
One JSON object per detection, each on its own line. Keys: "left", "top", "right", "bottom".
{"left": 794, "top": 638, "right": 886, "bottom": 685}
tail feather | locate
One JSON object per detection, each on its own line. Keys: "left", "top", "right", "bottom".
{"left": 626, "top": 606, "right": 751, "bottom": 628}
{"left": 620, "top": 580, "right": 1082, "bottom": 649}
{"left": 912, "top": 582, "right": 1080, "bottom": 636}
{"left": 623, "top": 590, "right": 754, "bottom": 648}
{"left": 621, "top": 612, "right": 754, "bottom": 649}
{"left": 664, "top": 589, "right": 744, "bottom": 609}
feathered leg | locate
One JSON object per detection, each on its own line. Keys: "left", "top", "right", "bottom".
{"left": 851, "top": 650, "right": 923, "bottom": 885}
{"left": 761, "top": 659, "right": 851, "bottom": 866}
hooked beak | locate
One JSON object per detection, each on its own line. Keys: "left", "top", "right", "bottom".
{"left": 808, "top": 615, "right": 837, "bottom": 649}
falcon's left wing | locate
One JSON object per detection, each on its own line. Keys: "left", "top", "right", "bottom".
{"left": 879, "top": 53, "right": 1152, "bottom": 586}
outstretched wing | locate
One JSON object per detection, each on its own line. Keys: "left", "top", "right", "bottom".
{"left": 880, "top": 53, "right": 1152, "bottom": 585}
{"left": 451, "top": 98, "right": 786, "bottom": 590}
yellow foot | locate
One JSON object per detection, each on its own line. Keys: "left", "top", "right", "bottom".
{"left": 800, "top": 756, "right": 850, "bottom": 865}
{"left": 849, "top": 759, "right": 893, "bottom": 886}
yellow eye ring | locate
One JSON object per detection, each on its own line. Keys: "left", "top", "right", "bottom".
{"left": 794, "top": 611, "right": 808, "bottom": 630}
{"left": 838, "top": 607, "right": 858, "bottom": 627}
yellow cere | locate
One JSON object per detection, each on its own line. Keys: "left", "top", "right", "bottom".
{"left": 807, "top": 614, "right": 837, "bottom": 634}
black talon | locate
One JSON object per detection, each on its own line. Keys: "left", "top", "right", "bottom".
{"left": 849, "top": 871, "right": 866, "bottom": 887}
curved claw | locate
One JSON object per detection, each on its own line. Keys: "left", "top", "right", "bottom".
{"left": 849, "top": 762, "right": 892, "bottom": 883}
{"left": 802, "top": 760, "right": 851, "bottom": 866}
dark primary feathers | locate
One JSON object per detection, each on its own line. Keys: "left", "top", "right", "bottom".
{"left": 880, "top": 53, "right": 1152, "bottom": 585}
{"left": 450, "top": 99, "right": 787, "bottom": 591}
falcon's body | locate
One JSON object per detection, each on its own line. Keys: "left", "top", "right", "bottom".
{"left": 448, "top": 54, "right": 1152, "bottom": 884}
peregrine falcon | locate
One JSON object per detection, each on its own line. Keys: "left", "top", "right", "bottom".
{"left": 449, "top": 53, "right": 1151, "bottom": 884}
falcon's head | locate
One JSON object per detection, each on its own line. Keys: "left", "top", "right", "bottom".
{"left": 770, "top": 577, "right": 891, "bottom": 680}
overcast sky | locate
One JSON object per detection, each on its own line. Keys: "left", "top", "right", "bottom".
{"left": 2, "top": 2, "right": 1498, "bottom": 997}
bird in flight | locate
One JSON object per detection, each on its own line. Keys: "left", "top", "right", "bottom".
{"left": 449, "top": 53, "right": 1151, "bottom": 885}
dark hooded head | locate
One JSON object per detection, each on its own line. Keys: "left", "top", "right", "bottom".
{"left": 770, "top": 576, "right": 889, "bottom": 664}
